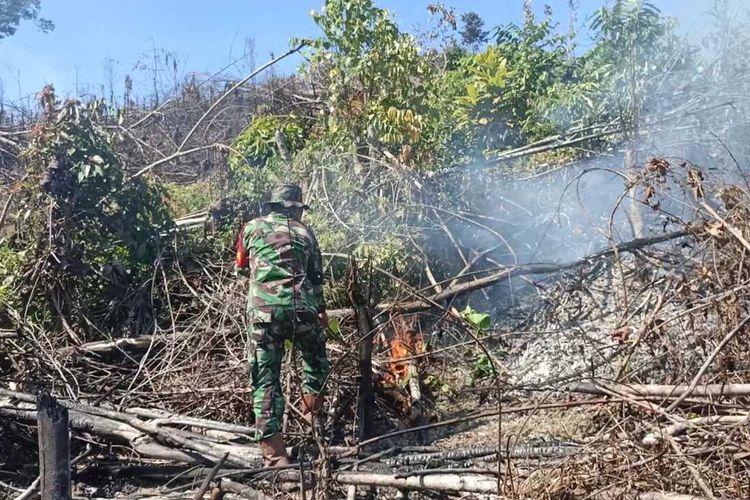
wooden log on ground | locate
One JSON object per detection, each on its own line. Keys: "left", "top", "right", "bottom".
{"left": 36, "top": 393, "right": 71, "bottom": 500}
{"left": 1, "top": 389, "right": 263, "bottom": 467}
{"left": 334, "top": 471, "right": 498, "bottom": 494}
{"left": 58, "top": 330, "right": 193, "bottom": 356}
{"left": 569, "top": 382, "right": 750, "bottom": 398}
{"left": 0, "top": 328, "right": 17, "bottom": 339}
{"left": 218, "top": 478, "right": 272, "bottom": 499}
{"left": 125, "top": 407, "right": 255, "bottom": 435}
{"left": 0, "top": 406, "right": 215, "bottom": 464}
{"left": 2, "top": 389, "right": 261, "bottom": 468}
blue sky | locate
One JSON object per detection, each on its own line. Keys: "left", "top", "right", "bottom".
{"left": 0, "top": 1, "right": 723, "bottom": 106}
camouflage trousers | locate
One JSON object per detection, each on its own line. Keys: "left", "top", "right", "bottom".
{"left": 248, "top": 310, "right": 330, "bottom": 440}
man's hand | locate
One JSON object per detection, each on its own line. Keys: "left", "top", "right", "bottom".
{"left": 318, "top": 311, "right": 329, "bottom": 329}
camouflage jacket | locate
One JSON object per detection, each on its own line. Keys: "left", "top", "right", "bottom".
{"left": 236, "top": 212, "right": 325, "bottom": 323}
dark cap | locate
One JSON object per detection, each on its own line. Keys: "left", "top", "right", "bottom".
{"left": 263, "top": 183, "right": 310, "bottom": 210}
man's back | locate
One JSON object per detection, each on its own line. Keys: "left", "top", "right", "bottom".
{"left": 240, "top": 211, "right": 324, "bottom": 322}
{"left": 238, "top": 183, "right": 329, "bottom": 467}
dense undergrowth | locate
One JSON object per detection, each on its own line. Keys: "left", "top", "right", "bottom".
{"left": 1, "top": 0, "right": 749, "bottom": 370}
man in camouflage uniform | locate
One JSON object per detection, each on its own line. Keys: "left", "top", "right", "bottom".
{"left": 235, "top": 183, "right": 330, "bottom": 467}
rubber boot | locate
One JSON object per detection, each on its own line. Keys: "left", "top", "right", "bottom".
{"left": 259, "top": 433, "right": 291, "bottom": 467}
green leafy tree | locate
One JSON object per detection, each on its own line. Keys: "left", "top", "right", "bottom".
{"left": 696, "top": 0, "right": 750, "bottom": 169}
{"left": 589, "top": 1, "right": 676, "bottom": 133}
{"left": 533, "top": 1, "right": 690, "bottom": 141}
{"left": 0, "top": 0, "right": 53, "bottom": 40}
{"left": 450, "top": 13, "right": 574, "bottom": 159}
{"left": 587, "top": 0, "right": 686, "bottom": 235}
{"left": 302, "top": 0, "right": 440, "bottom": 166}
{"left": 459, "top": 11, "right": 488, "bottom": 51}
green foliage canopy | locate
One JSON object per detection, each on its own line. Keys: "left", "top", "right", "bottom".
{"left": 0, "top": 0, "right": 53, "bottom": 40}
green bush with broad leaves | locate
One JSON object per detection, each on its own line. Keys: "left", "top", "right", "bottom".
{"left": 459, "top": 305, "right": 496, "bottom": 382}
{"left": 0, "top": 88, "right": 173, "bottom": 340}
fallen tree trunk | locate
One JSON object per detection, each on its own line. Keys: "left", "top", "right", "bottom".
{"left": 334, "top": 470, "right": 498, "bottom": 494}
{"left": 569, "top": 382, "right": 750, "bottom": 398}
{"left": 124, "top": 407, "right": 255, "bottom": 436}
{"left": 0, "top": 328, "right": 17, "bottom": 339}
{"left": 0, "top": 405, "right": 251, "bottom": 465}
{"left": 0, "top": 389, "right": 262, "bottom": 467}
{"left": 383, "top": 443, "right": 580, "bottom": 466}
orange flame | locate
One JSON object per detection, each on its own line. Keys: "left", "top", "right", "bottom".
{"left": 385, "top": 315, "right": 425, "bottom": 383}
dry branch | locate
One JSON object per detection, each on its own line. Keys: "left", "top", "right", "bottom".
{"left": 635, "top": 494, "right": 711, "bottom": 500}
{"left": 217, "top": 479, "right": 272, "bottom": 499}
{"left": 447, "top": 121, "right": 622, "bottom": 174}
{"left": 393, "top": 229, "right": 688, "bottom": 312}
{"left": 192, "top": 452, "right": 229, "bottom": 500}
{"left": 58, "top": 230, "right": 689, "bottom": 366}
{"left": 334, "top": 470, "right": 498, "bottom": 494}
{"left": 58, "top": 331, "right": 193, "bottom": 356}
{"left": 666, "top": 314, "right": 750, "bottom": 411}
{"left": 175, "top": 44, "right": 305, "bottom": 153}
{"left": 569, "top": 382, "right": 750, "bottom": 398}
{"left": 665, "top": 415, "right": 749, "bottom": 436}
{"left": 327, "top": 229, "right": 687, "bottom": 317}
